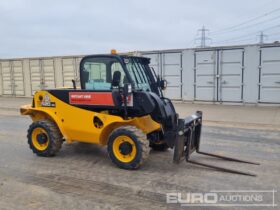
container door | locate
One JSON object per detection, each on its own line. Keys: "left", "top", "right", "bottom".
{"left": 259, "top": 47, "right": 280, "bottom": 103}
{"left": 12, "top": 60, "right": 25, "bottom": 96}
{"left": 42, "top": 59, "right": 56, "bottom": 89}
{"left": 218, "top": 49, "right": 244, "bottom": 102}
{"left": 194, "top": 51, "right": 217, "bottom": 101}
{"left": 162, "top": 53, "right": 182, "bottom": 100}
{"left": 1, "top": 61, "right": 13, "bottom": 95}
{"left": 62, "top": 58, "right": 77, "bottom": 87}
{"left": 30, "top": 60, "right": 42, "bottom": 94}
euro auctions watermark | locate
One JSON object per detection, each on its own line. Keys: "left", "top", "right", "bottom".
{"left": 166, "top": 190, "right": 277, "bottom": 207}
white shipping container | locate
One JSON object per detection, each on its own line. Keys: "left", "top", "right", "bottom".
{"left": 0, "top": 44, "right": 279, "bottom": 104}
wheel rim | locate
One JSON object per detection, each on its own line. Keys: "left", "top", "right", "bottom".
{"left": 112, "top": 135, "right": 137, "bottom": 163}
{"left": 31, "top": 127, "right": 49, "bottom": 151}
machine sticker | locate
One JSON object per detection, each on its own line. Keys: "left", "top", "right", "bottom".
{"left": 41, "top": 94, "right": 56, "bottom": 107}
{"left": 69, "top": 92, "right": 114, "bottom": 106}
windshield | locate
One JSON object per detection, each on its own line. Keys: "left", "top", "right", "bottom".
{"left": 124, "top": 57, "right": 153, "bottom": 91}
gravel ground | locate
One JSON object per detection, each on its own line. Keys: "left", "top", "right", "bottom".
{"left": 0, "top": 114, "right": 279, "bottom": 210}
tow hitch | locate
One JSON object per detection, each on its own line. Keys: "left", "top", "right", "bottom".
{"left": 173, "top": 111, "right": 259, "bottom": 177}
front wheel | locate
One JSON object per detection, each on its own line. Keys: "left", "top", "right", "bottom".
{"left": 107, "top": 126, "right": 150, "bottom": 169}
{"left": 27, "top": 120, "right": 63, "bottom": 157}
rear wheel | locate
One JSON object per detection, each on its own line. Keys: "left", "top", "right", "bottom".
{"left": 107, "top": 126, "right": 150, "bottom": 169}
{"left": 27, "top": 120, "right": 63, "bottom": 157}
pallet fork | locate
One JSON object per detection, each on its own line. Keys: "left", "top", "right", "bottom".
{"left": 173, "top": 111, "right": 259, "bottom": 177}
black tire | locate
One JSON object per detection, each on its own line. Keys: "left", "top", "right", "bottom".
{"left": 150, "top": 142, "right": 169, "bottom": 151}
{"left": 27, "top": 120, "right": 63, "bottom": 157}
{"left": 107, "top": 126, "right": 150, "bottom": 169}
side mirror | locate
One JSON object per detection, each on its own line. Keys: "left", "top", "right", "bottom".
{"left": 123, "top": 83, "right": 132, "bottom": 96}
{"left": 160, "top": 80, "right": 167, "bottom": 90}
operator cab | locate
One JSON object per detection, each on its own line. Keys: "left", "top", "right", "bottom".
{"left": 80, "top": 53, "right": 164, "bottom": 96}
{"left": 78, "top": 51, "right": 174, "bottom": 123}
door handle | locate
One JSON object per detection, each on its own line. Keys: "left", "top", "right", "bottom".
{"left": 275, "top": 81, "right": 280, "bottom": 84}
{"left": 221, "top": 81, "right": 227, "bottom": 84}
{"left": 207, "top": 81, "right": 214, "bottom": 84}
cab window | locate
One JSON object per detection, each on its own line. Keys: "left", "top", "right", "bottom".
{"left": 81, "top": 57, "right": 126, "bottom": 90}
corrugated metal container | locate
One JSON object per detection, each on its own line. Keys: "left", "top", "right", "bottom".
{"left": 142, "top": 43, "right": 280, "bottom": 104}
{"left": 0, "top": 43, "right": 279, "bottom": 104}
{"left": 0, "top": 55, "right": 84, "bottom": 97}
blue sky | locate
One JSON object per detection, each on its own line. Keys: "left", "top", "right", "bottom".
{"left": 1, "top": 0, "right": 280, "bottom": 58}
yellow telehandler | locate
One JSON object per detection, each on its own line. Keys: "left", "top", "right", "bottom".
{"left": 21, "top": 51, "right": 258, "bottom": 175}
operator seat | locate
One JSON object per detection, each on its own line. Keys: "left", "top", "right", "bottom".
{"left": 112, "top": 71, "right": 121, "bottom": 88}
